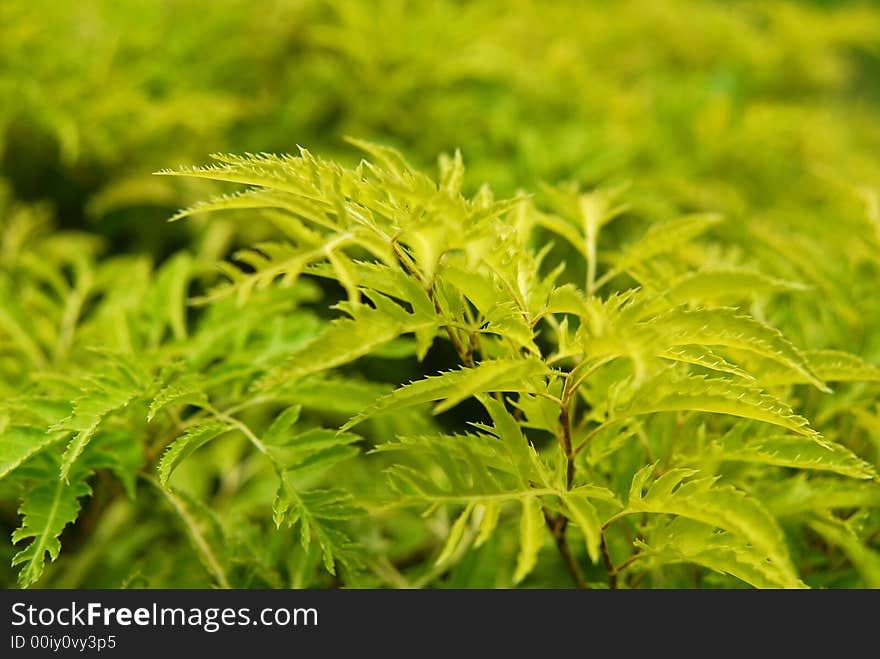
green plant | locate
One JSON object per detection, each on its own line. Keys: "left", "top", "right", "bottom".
{"left": 3, "top": 142, "right": 878, "bottom": 589}
{"left": 2, "top": 0, "right": 879, "bottom": 590}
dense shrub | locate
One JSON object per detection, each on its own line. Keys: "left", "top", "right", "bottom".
{"left": 1, "top": 0, "right": 878, "bottom": 588}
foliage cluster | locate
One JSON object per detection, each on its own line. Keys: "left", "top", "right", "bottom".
{"left": 1, "top": 0, "right": 879, "bottom": 588}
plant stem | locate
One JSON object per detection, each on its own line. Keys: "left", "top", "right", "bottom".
{"left": 540, "top": 382, "right": 589, "bottom": 588}
{"left": 560, "top": 404, "right": 575, "bottom": 489}
{"left": 612, "top": 553, "right": 645, "bottom": 576}
{"left": 601, "top": 534, "right": 618, "bottom": 589}
{"left": 392, "top": 238, "right": 473, "bottom": 366}
{"left": 543, "top": 507, "right": 587, "bottom": 588}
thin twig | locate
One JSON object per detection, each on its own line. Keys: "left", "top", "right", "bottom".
{"left": 543, "top": 507, "right": 587, "bottom": 588}
{"left": 601, "top": 534, "right": 617, "bottom": 589}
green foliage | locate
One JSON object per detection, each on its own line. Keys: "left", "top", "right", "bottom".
{"left": 2, "top": 0, "right": 879, "bottom": 589}
{"left": 12, "top": 478, "right": 92, "bottom": 588}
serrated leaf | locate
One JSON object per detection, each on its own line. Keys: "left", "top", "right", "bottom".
{"left": 435, "top": 504, "right": 474, "bottom": 565}
{"left": 87, "top": 430, "right": 144, "bottom": 499}
{"left": 650, "top": 307, "right": 828, "bottom": 392}
{"left": 759, "top": 477, "right": 880, "bottom": 517}
{"left": 272, "top": 477, "right": 298, "bottom": 530}
{"left": 806, "top": 350, "right": 880, "bottom": 382}
{"left": 512, "top": 393, "right": 561, "bottom": 433}
{"left": 513, "top": 496, "right": 543, "bottom": 583}
{"left": 271, "top": 427, "right": 363, "bottom": 487}
{"left": 612, "top": 214, "right": 723, "bottom": 273}
{"left": 653, "top": 268, "right": 808, "bottom": 307}
{"left": 378, "top": 432, "right": 533, "bottom": 502}
{"left": 0, "top": 427, "right": 66, "bottom": 481}
{"left": 475, "top": 502, "right": 501, "bottom": 548}
{"left": 286, "top": 445, "right": 360, "bottom": 477}
{"left": 534, "top": 211, "right": 588, "bottom": 258}
{"left": 167, "top": 188, "right": 326, "bottom": 224}
{"left": 147, "top": 381, "right": 208, "bottom": 422}
{"left": 278, "top": 376, "right": 392, "bottom": 416}
{"left": 546, "top": 283, "right": 589, "bottom": 316}
{"left": 272, "top": 481, "right": 361, "bottom": 575}
{"left": 343, "top": 358, "right": 548, "bottom": 429}
{"left": 150, "top": 252, "right": 192, "bottom": 341}
{"left": 559, "top": 492, "right": 602, "bottom": 563}
{"left": 636, "top": 518, "right": 804, "bottom": 589}
{"left": 158, "top": 421, "right": 230, "bottom": 485}
{"left": 288, "top": 429, "right": 362, "bottom": 454}
{"left": 760, "top": 350, "right": 880, "bottom": 386}
{"left": 438, "top": 149, "right": 465, "bottom": 195}
{"left": 56, "top": 387, "right": 141, "bottom": 481}
{"left": 346, "top": 137, "right": 414, "bottom": 179}
{"left": 480, "top": 396, "right": 542, "bottom": 487}
{"left": 263, "top": 405, "right": 302, "bottom": 445}
{"left": 700, "top": 426, "right": 876, "bottom": 480}
{"left": 50, "top": 354, "right": 147, "bottom": 481}
{"left": 156, "top": 159, "right": 305, "bottom": 195}
{"left": 12, "top": 479, "right": 92, "bottom": 587}
{"left": 441, "top": 263, "right": 506, "bottom": 315}
{"left": 308, "top": 261, "right": 435, "bottom": 321}
{"left": 619, "top": 373, "right": 820, "bottom": 439}
{"left": 659, "top": 344, "right": 754, "bottom": 380}
{"left": 629, "top": 463, "right": 657, "bottom": 502}
{"left": 259, "top": 297, "right": 436, "bottom": 389}
{"left": 440, "top": 263, "right": 537, "bottom": 351}
{"left": 626, "top": 468, "right": 802, "bottom": 587}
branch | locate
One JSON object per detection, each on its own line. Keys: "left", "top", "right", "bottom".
{"left": 543, "top": 507, "right": 587, "bottom": 589}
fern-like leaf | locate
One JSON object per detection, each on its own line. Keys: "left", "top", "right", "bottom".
{"left": 559, "top": 491, "right": 602, "bottom": 564}
{"left": 272, "top": 484, "right": 361, "bottom": 575}
{"left": 758, "top": 476, "right": 880, "bottom": 517}
{"left": 617, "top": 373, "right": 821, "bottom": 439}
{"left": 760, "top": 350, "right": 880, "bottom": 386}
{"left": 608, "top": 214, "right": 723, "bottom": 276}
{"left": 50, "top": 353, "right": 148, "bottom": 480}
{"left": 258, "top": 295, "right": 437, "bottom": 390}
{"left": 12, "top": 479, "right": 92, "bottom": 588}
{"left": 158, "top": 420, "right": 231, "bottom": 486}
{"left": 634, "top": 517, "right": 805, "bottom": 589}
{"left": 0, "top": 426, "right": 66, "bottom": 481}
{"left": 694, "top": 425, "right": 876, "bottom": 480}
{"left": 513, "top": 496, "right": 544, "bottom": 583}
{"left": 658, "top": 345, "right": 754, "bottom": 380}
{"left": 625, "top": 466, "right": 803, "bottom": 588}
{"left": 343, "top": 358, "right": 548, "bottom": 429}
{"left": 648, "top": 307, "right": 828, "bottom": 391}
{"left": 650, "top": 268, "right": 808, "bottom": 307}
{"left": 147, "top": 379, "right": 208, "bottom": 422}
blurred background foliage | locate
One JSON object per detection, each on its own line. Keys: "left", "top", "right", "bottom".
{"left": 2, "top": 0, "right": 879, "bottom": 341}
{"left": 1, "top": 0, "right": 878, "bottom": 587}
